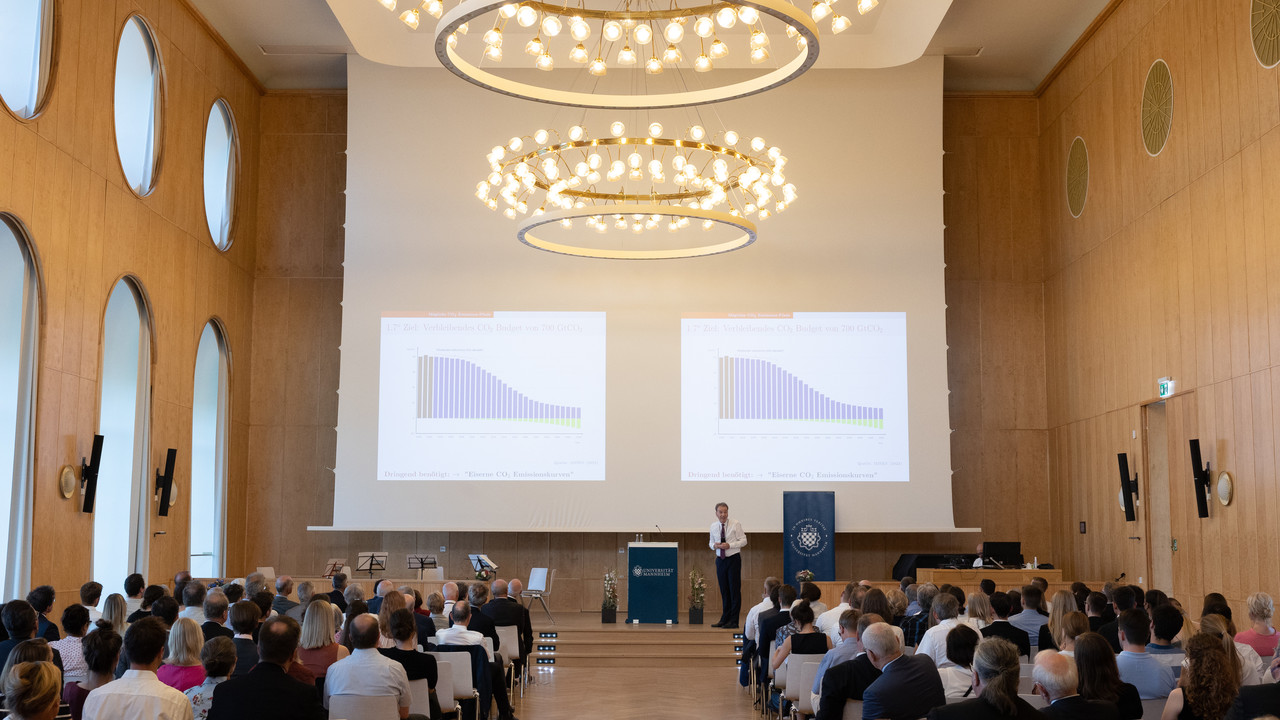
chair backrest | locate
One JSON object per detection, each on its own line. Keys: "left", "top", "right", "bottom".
{"left": 783, "top": 653, "right": 826, "bottom": 699}
{"left": 766, "top": 641, "right": 777, "bottom": 679}
{"left": 842, "top": 699, "right": 862, "bottom": 720}
{"left": 527, "top": 568, "right": 548, "bottom": 593}
{"left": 1141, "top": 698, "right": 1167, "bottom": 718}
{"left": 1019, "top": 663, "right": 1034, "bottom": 677}
{"left": 328, "top": 694, "right": 399, "bottom": 720}
{"left": 407, "top": 678, "right": 432, "bottom": 717}
{"left": 430, "top": 650, "right": 475, "bottom": 700}
{"left": 431, "top": 657, "right": 455, "bottom": 714}
{"left": 495, "top": 625, "right": 519, "bottom": 666}
{"left": 796, "top": 661, "right": 821, "bottom": 714}
{"left": 1017, "top": 675, "right": 1036, "bottom": 694}
{"left": 481, "top": 636, "right": 495, "bottom": 662}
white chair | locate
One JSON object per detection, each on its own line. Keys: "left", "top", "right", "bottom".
{"left": 430, "top": 651, "right": 479, "bottom": 716}
{"left": 481, "top": 636, "right": 495, "bottom": 663}
{"left": 494, "top": 624, "right": 523, "bottom": 697}
{"left": 1017, "top": 676, "right": 1036, "bottom": 694}
{"left": 430, "top": 658, "right": 459, "bottom": 718}
{"left": 793, "top": 661, "right": 821, "bottom": 719}
{"left": 408, "top": 678, "right": 434, "bottom": 718}
{"left": 328, "top": 694, "right": 399, "bottom": 720}
{"left": 782, "top": 653, "right": 825, "bottom": 713}
{"left": 521, "top": 568, "right": 556, "bottom": 624}
{"left": 1019, "top": 663, "right": 1034, "bottom": 677}
{"left": 841, "top": 699, "right": 861, "bottom": 720}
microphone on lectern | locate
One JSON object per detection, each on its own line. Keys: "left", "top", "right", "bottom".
{"left": 654, "top": 524, "right": 663, "bottom": 537}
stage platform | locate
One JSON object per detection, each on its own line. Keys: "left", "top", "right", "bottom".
{"left": 530, "top": 612, "right": 743, "bottom": 669}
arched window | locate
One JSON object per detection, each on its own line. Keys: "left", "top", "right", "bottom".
{"left": 203, "top": 100, "right": 238, "bottom": 250}
{"left": 113, "top": 15, "right": 164, "bottom": 196}
{"left": 93, "top": 278, "right": 152, "bottom": 587}
{"left": 190, "top": 320, "right": 229, "bottom": 577}
{"left": 0, "top": 214, "right": 39, "bottom": 599}
{"left": 0, "top": 0, "right": 56, "bottom": 119}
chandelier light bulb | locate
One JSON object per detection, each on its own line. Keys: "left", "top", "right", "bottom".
{"left": 508, "top": 137, "right": 524, "bottom": 152}
{"left": 526, "top": 36, "right": 544, "bottom": 56}
{"left": 628, "top": 152, "right": 643, "bottom": 169}
{"left": 588, "top": 152, "right": 602, "bottom": 168}
{"left": 709, "top": 39, "right": 728, "bottom": 58}
{"left": 589, "top": 57, "right": 608, "bottom": 75}
{"left": 749, "top": 45, "right": 769, "bottom": 63}
{"left": 483, "top": 28, "right": 503, "bottom": 46}
{"left": 424, "top": 0, "right": 444, "bottom": 19}
{"left": 693, "top": 16, "right": 715, "bottom": 38}
{"left": 767, "top": 146, "right": 782, "bottom": 160}
{"left": 831, "top": 14, "right": 851, "bottom": 33}
{"left": 737, "top": 6, "right": 760, "bottom": 24}
{"left": 664, "top": 20, "right": 685, "bottom": 44}
{"left": 532, "top": 129, "right": 548, "bottom": 144}
{"left": 603, "top": 20, "right": 624, "bottom": 42}
{"left": 617, "top": 45, "right": 637, "bottom": 64}
{"left": 694, "top": 53, "right": 712, "bottom": 72}
{"left": 379, "top": 0, "right": 396, "bottom": 10}
{"left": 499, "top": 3, "right": 518, "bottom": 18}
{"left": 716, "top": 7, "right": 737, "bottom": 28}
{"left": 645, "top": 57, "right": 663, "bottom": 74}
{"left": 561, "top": 218, "right": 573, "bottom": 228}
{"left": 485, "top": 44, "right": 503, "bottom": 61}
{"left": 457, "top": 22, "right": 469, "bottom": 34}
{"left": 648, "top": 122, "right": 663, "bottom": 138}
{"left": 786, "top": 24, "right": 799, "bottom": 38}
{"left": 751, "top": 136, "right": 766, "bottom": 152}
{"left": 516, "top": 5, "right": 538, "bottom": 26}
{"left": 621, "top": 17, "right": 638, "bottom": 29}
{"left": 541, "top": 15, "right": 562, "bottom": 36}
{"left": 576, "top": 161, "right": 590, "bottom": 176}
{"left": 570, "top": 16, "right": 590, "bottom": 40}
{"left": 663, "top": 44, "right": 683, "bottom": 63}
{"left": 536, "top": 53, "right": 554, "bottom": 70}
{"left": 811, "top": 0, "right": 831, "bottom": 20}
{"left": 570, "top": 43, "right": 589, "bottom": 62}
{"left": 750, "top": 29, "right": 769, "bottom": 48}
{"left": 724, "top": 130, "right": 739, "bottom": 146}
{"left": 447, "top": 33, "right": 458, "bottom": 48}
{"left": 399, "top": 8, "right": 421, "bottom": 28}
{"left": 610, "top": 121, "right": 626, "bottom": 137}
{"left": 634, "top": 24, "right": 654, "bottom": 45}
{"left": 689, "top": 125, "right": 706, "bottom": 141}
{"left": 570, "top": 125, "right": 586, "bottom": 141}
{"left": 857, "top": 0, "right": 878, "bottom": 14}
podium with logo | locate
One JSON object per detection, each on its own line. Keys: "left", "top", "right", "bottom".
{"left": 626, "top": 542, "right": 679, "bottom": 623}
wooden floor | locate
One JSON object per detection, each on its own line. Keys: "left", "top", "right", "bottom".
{"left": 512, "top": 667, "right": 755, "bottom": 719}
{"left": 528, "top": 610, "right": 743, "bottom": 668}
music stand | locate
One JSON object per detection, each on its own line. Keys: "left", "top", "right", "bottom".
{"left": 356, "top": 552, "right": 388, "bottom": 579}
{"left": 468, "top": 554, "right": 498, "bottom": 573}
{"left": 407, "top": 554, "right": 437, "bottom": 581}
{"left": 323, "top": 559, "right": 346, "bottom": 578}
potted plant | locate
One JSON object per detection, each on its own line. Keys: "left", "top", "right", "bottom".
{"left": 602, "top": 567, "right": 618, "bottom": 623}
{"left": 795, "top": 569, "right": 815, "bottom": 585}
{"left": 688, "top": 568, "right": 706, "bottom": 624}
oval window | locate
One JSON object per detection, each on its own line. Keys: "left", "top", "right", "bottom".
{"left": 203, "top": 100, "right": 238, "bottom": 250}
{"left": 0, "top": 0, "right": 56, "bottom": 119}
{"left": 113, "top": 15, "right": 164, "bottom": 196}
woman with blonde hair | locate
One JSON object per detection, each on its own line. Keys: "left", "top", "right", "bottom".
{"left": 3, "top": 661, "right": 62, "bottom": 720}
{"left": 886, "top": 588, "right": 908, "bottom": 625}
{"left": 100, "top": 593, "right": 128, "bottom": 635}
{"left": 157, "top": 617, "right": 206, "bottom": 691}
{"left": 0, "top": 640, "right": 52, "bottom": 686}
{"left": 1235, "top": 592, "right": 1278, "bottom": 658}
{"left": 1054, "top": 611, "right": 1089, "bottom": 656}
{"left": 1200, "top": 613, "right": 1263, "bottom": 686}
{"left": 1038, "top": 589, "right": 1077, "bottom": 651}
{"left": 965, "top": 592, "right": 993, "bottom": 631}
{"left": 1160, "top": 633, "right": 1239, "bottom": 720}
{"left": 298, "top": 598, "right": 349, "bottom": 679}
{"left": 377, "top": 590, "right": 406, "bottom": 648}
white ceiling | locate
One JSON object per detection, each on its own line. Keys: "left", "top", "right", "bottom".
{"left": 188, "top": 0, "right": 1112, "bottom": 92}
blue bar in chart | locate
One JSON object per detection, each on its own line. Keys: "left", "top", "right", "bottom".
{"left": 718, "top": 356, "right": 884, "bottom": 427}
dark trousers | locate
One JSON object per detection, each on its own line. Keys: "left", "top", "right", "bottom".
{"left": 715, "top": 552, "right": 742, "bottom": 624}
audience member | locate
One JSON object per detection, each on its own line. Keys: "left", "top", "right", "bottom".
{"left": 377, "top": 591, "right": 409, "bottom": 649}
{"left": 771, "top": 601, "right": 831, "bottom": 671}
{"left": 272, "top": 577, "right": 298, "bottom": 618}
{"left": 249, "top": 591, "right": 274, "bottom": 639}
{"left": 124, "top": 574, "right": 146, "bottom": 617}
{"left": 982, "top": 592, "right": 1030, "bottom": 659}
{"left": 173, "top": 580, "right": 190, "bottom": 613}
{"left": 925, "top": 637, "right": 1039, "bottom": 720}
{"left": 425, "top": 593, "right": 448, "bottom": 631}
{"left": 3, "top": 660, "right": 62, "bottom": 720}
{"left": 1085, "top": 592, "right": 1109, "bottom": 632}
{"left": 26, "top": 587, "right": 58, "bottom": 641}
{"left": 860, "top": 589, "right": 905, "bottom": 649}
{"left": 1, "top": 639, "right": 54, "bottom": 688}
{"left": 285, "top": 582, "right": 313, "bottom": 624}
{"left": 1161, "top": 633, "right": 1240, "bottom": 720}
{"left": 757, "top": 584, "right": 798, "bottom": 671}
{"left": 243, "top": 572, "right": 267, "bottom": 601}
{"left": 1053, "top": 612, "right": 1089, "bottom": 656}
{"left": 339, "top": 600, "right": 369, "bottom": 652}
{"left": 433, "top": 601, "right": 518, "bottom": 720}
{"left": 801, "top": 583, "right": 829, "bottom": 617}
{"left": 905, "top": 584, "right": 921, "bottom": 617}
{"left": 482, "top": 579, "right": 532, "bottom": 668}
{"left": 184, "top": 637, "right": 236, "bottom": 720}
{"left": 207, "top": 616, "right": 324, "bottom": 720}
{"left": 129, "top": 586, "right": 166, "bottom": 624}
{"left": 903, "top": 584, "right": 939, "bottom": 647}
{"left": 1114, "top": 608, "right": 1176, "bottom": 699}
{"left": 49, "top": 604, "right": 91, "bottom": 684}
{"left": 1127, "top": 585, "right": 1145, "bottom": 611}
{"left": 1033, "top": 649, "right": 1118, "bottom": 720}
{"left": 227, "top": 600, "right": 261, "bottom": 678}
{"left": 151, "top": 596, "right": 180, "bottom": 630}
{"left": 343, "top": 583, "right": 365, "bottom": 609}
{"left": 326, "top": 574, "right": 349, "bottom": 613}
{"left": 1007, "top": 589, "right": 1023, "bottom": 616}
{"left": 80, "top": 583, "right": 104, "bottom": 622}
{"left": 861, "top": 621, "right": 946, "bottom": 720}
{"left": 179, "top": 584, "right": 206, "bottom": 625}
{"left": 1074, "top": 632, "right": 1141, "bottom": 720}
{"left": 0, "top": 602, "right": 63, "bottom": 674}
{"left": 157, "top": 618, "right": 205, "bottom": 692}
{"left": 812, "top": 609, "right": 864, "bottom": 708}
{"left": 1098, "top": 587, "right": 1137, "bottom": 653}
{"left": 815, "top": 612, "right": 883, "bottom": 719}
{"left": 1235, "top": 592, "right": 1278, "bottom": 659}
{"left": 398, "top": 586, "right": 436, "bottom": 645}
{"left": 298, "top": 598, "right": 348, "bottom": 680}
{"left": 916, "top": 594, "right": 964, "bottom": 668}
{"left": 979, "top": 579, "right": 996, "bottom": 597}
{"left": 323, "top": 614, "right": 418, "bottom": 720}
{"left": 200, "top": 591, "right": 233, "bottom": 644}
{"left": 379, "top": 609, "right": 440, "bottom": 718}
{"left": 1099, "top": 583, "right": 1118, "bottom": 623}
{"left": 1200, "top": 613, "right": 1264, "bottom": 687}
{"left": 1039, "top": 590, "right": 1077, "bottom": 650}
{"left": 1008, "top": 585, "right": 1048, "bottom": 647}
{"left": 886, "top": 589, "right": 909, "bottom": 626}
{"left": 440, "top": 582, "right": 459, "bottom": 618}
{"left": 1146, "top": 603, "right": 1185, "bottom": 665}
{"left": 936, "top": 624, "right": 979, "bottom": 698}
{"left": 465, "top": 584, "right": 501, "bottom": 653}
{"left": 64, "top": 621, "right": 121, "bottom": 720}
{"left": 82, "top": 617, "right": 193, "bottom": 720}
{"left": 965, "top": 593, "right": 993, "bottom": 632}
{"left": 101, "top": 594, "right": 128, "bottom": 636}
{"left": 222, "top": 584, "right": 244, "bottom": 606}
{"left": 815, "top": 581, "right": 855, "bottom": 645}
{"left": 367, "top": 580, "right": 394, "bottom": 615}
{"left": 1145, "top": 589, "right": 1168, "bottom": 611}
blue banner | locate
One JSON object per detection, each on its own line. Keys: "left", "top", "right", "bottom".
{"left": 627, "top": 542, "right": 679, "bottom": 623}
{"left": 784, "top": 491, "right": 836, "bottom": 585}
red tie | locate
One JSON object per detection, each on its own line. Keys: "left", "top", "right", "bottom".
{"left": 719, "top": 523, "right": 726, "bottom": 558}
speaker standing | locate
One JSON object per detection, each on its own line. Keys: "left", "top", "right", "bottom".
{"left": 710, "top": 502, "right": 748, "bottom": 629}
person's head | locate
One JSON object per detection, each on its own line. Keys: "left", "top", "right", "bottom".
{"left": 1182, "top": 632, "right": 1241, "bottom": 718}
{"left": 492, "top": 579, "right": 509, "bottom": 598}
{"left": 838, "top": 609, "right": 861, "bottom": 643}
{"left": 1203, "top": 601, "right": 1233, "bottom": 622}
{"left": 0, "top": 638, "right": 52, "bottom": 682}
{"left": 173, "top": 580, "right": 189, "bottom": 607}
{"left": 200, "top": 636, "right": 236, "bottom": 679}
{"left": 777, "top": 584, "right": 797, "bottom": 609}
{"left": 1056, "top": 611, "right": 1089, "bottom": 650}
{"left": 1007, "top": 589, "right": 1022, "bottom": 614}
{"left": 389, "top": 608, "right": 418, "bottom": 645}
{"left": 714, "top": 501, "right": 729, "bottom": 523}
{"left": 141, "top": 584, "right": 166, "bottom": 611}
{"left": 1145, "top": 589, "right": 1168, "bottom": 610}
{"left": 223, "top": 583, "right": 244, "bottom": 604}
{"left": 972, "top": 637, "right": 1021, "bottom": 713}
{"left": 343, "top": 584, "right": 364, "bottom": 604}
{"left": 83, "top": 620, "right": 123, "bottom": 676}
{"left": 451, "top": 600, "right": 472, "bottom": 626}
{"left": 899, "top": 576, "right": 914, "bottom": 592}
{"left": 167, "top": 617, "right": 203, "bottom": 666}
{"left": 790, "top": 601, "right": 815, "bottom": 627}
{"left": 376, "top": 579, "right": 393, "bottom": 598}
{"left": 931, "top": 593, "right": 960, "bottom": 623}
{"left": 916, "top": 583, "right": 939, "bottom": 613}
{"left": 2, "top": 661, "right": 61, "bottom": 720}
{"left": 25, "top": 586, "right": 53, "bottom": 615}
{"left": 849, "top": 585, "right": 868, "bottom": 610}
{"left": 905, "top": 584, "right": 918, "bottom": 602}
{"left": 150, "top": 596, "right": 179, "bottom": 627}
{"left": 862, "top": 622, "right": 901, "bottom": 669}
{"left": 124, "top": 573, "right": 146, "bottom": 599}
{"left": 100, "top": 593, "right": 125, "bottom": 632}
{"left": 800, "top": 582, "right": 821, "bottom": 604}
{"left": 348, "top": 613, "right": 381, "bottom": 650}
{"left": 2, "top": 600, "right": 37, "bottom": 640}
{"left": 1150, "top": 603, "right": 1183, "bottom": 644}
{"left": 174, "top": 570, "right": 192, "bottom": 586}
{"left": 275, "top": 575, "right": 294, "bottom": 597}
{"left": 1085, "top": 591, "right": 1107, "bottom": 617}
{"left": 258, "top": 616, "right": 301, "bottom": 666}
{"left": 1111, "top": 585, "right": 1136, "bottom": 612}
{"left": 1128, "top": 585, "right": 1145, "bottom": 609}
{"left": 296, "top": 581, "right": 314, "bottom": 608}
{"left": 1248, "top": 592, "right": 1275, "bottom": 625}
{"left": 979, "top": 578, "right": 996, "bottom": 596}
{"left": 1116, "top": 608, "right": 1151, "bottom": 649}
{"left": 976, "top": 542, "right": 984, "bottom": 555}
{"left": 886, "top": 589, "right": 908, "bottom": 619}
{"left": 124, "top": 617, "right": 169, "bottom": 669}
{"left": 427, "top": 592, "right": 445, "bottom": 615}
{"left": 1020, "top": 585, "right": 1044, "bottom": 612}
{"left": 861, "top": 588, "right": 891, "bottom": 621}
{"left": 300, "top": 599, "right": 334, "bottom": 650}
{"left": 1198, "top": 614, "right": 1244, "bottom": 684}
{"left": 244, "top": 572, "right": 266, "bottom": 598}
{"left": 1031, "top": 577, "right": 1049, "bottom": 592}
{"left": 1032, "top": 650, "right": 1079, "bottom": 702}
{"left": 58, "top": 603, "right": 90, "bottom": 638}
{"left": 251, "top": 590, "right": 273, "bottom": 621}
{"left": 204, "top": 590, "right": 229, "bottom": 623}
{"left": 944, "top": 623, "right": 980, "bottom": 670}
{"left": 182, "top": 581, "right": 206, "bottom": 610}
{"left": 1074, "top": 632, "right": 1123, "bottom": 703}
{"left": 985, "top": 591, "right": 1010, "bottom": 620}
{"left": 378, "top": 590, "right": 407, "bottom": 637}
{"left": 1070, "top": 582, "right": 1089, "bottom": 595}
{"left": 966, "top": 592, "right": 993, "bottom": 623}
{"left": 229, "top": 600, "right": 261, "bottom": 635}
{"left": 442, "top": 582, "right": 459, "bottom": 602}
{"left": 948, "top": 585, "right": 966, "bottom": 610}
{"left": 508, "top": 579, "right": 523, "bottom": 596}
{"left": 468, "top": 582, "right": 490, "bottom": 607}
{"left": 1047, "top": 589, "right": 1077, "bottom": 635}
{"left": 80, "top": 581, "right": 103, "bottom": 608}
{"left": 332, "top": 573, "right": 348, "bottom": 591}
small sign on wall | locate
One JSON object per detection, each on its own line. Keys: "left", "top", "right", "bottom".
{"left": 1158, "top": 377, "right": 1175, "bottom": 398}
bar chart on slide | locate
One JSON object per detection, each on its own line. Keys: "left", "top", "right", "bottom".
{"left": 682, "top": 312, "right": 909, "bottom": 482}
{"left": 378, "top": 311, "right": 605, "bottom": 481}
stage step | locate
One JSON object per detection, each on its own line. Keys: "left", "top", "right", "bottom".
{"left": 530, "top": 624, "right": 743, "bottom": 668}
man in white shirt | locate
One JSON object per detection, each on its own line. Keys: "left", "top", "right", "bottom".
{"left": 709, "top": 501, "right": 748, "bottom": 629}
{"left": 435, "top": 601, "right": 490, "bottom": 660}
{"left": 972, "top": 542, "right": 984, "bottom": 568}
{"left": 178, "top": 582, "right": 207, "bottom": 624}
{"left": 441, "top": 582, "right": 459, "bottom": 618}
{"left": 816, "top": 582, "right": 857, "bottom": 645}
{"left": 324, "top": 613, "right": 415, "bottom": 719}
{"left": 83, "top": 616, "right": 194, "bottom": 720}
{"left": 124, "top": 573, "right": 146, "bottom": 617}
{"left": 913, "top": 594, "right": 963, "bottom": 668}
{"left": 80, "top": 582, "right": 104, "bottom": 622}
{"left": 745, "top": 577, "right": 782, "bottom": 646}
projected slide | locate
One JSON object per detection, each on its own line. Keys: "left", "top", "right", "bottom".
{"left": 378, "top": 311, "right": 605, "bottom": 481}
{"left": 682, "top": 312, "right": 908, "bottom": 482}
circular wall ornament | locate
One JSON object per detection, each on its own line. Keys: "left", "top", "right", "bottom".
{"left": 58, "top": 465, "right": 77, "bottom": 499}
{"left": 1141, "top": 59, "right": 1173, "bottom": 156}
{"left": 1252, "top": 0, "right": 1280, "bottom": 68}
{"left": 1066, "top": 136, "right": 1089, "bottom": 219}
{"left": 1216, "top": 470, "right": 1233, "bottom": 506}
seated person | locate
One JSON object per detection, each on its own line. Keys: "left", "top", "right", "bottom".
{"left": 860, "top": 622, "right": 946, "bottom": 720}
{"left": 937, "top": 624, "right": 979, "bottom": 698}
{"left": 1007, "top": 585, "right": 1049, "bottom": 647}
{"left": 324, "top": 613, "right": 417, "bottom": 720}
{"left": 4, "top": 661, "right": 62, "bottom": 720}
{"left": 228, "top": 600, "right": 262, "bottom": 678}
{"left": 1033, "top": 649, "right": 1119, "bottom": 720}
{"left": 1074, "top": 632, "right": 1141, "bottom": 720}
{"left": 771, "top": 600, "right": 831, "bottom": 673}
{"left": 185, "top": 636, "right": 236, "bottom": 719}
{"left": 925, "top": 637, "right": 1042, "bottom": 720}
{"left": 915, "top": 594, "right": 964, "bottom": 668}
{"left": 1145, "top": 604, "right": 1185, "bottom": 666}
{"left": 980, "top": 592, "right": 1030, "bottom": 659}
{"left": 64, "top": 621, "right": 122, "bottom": 720}
{"left": 434, "top": 601, "right": 518, "bottom": 720}
{"left": 1160, "top": 634, "right": 1240, "bottom": 720}
{"left": 82, "top": 617, "right": 193, "bottom": 720}
{"left": 1113, "top": 609, "right": 1176, "bottom": 699}
{"left": 50, "top": 604, "right": 92, "bottom": 685}
{"left": 201, "top": 591, "right": 234, "bottom": 644}
{"left": 812, "top": 609, "right": 868, "bottom": 714}
{"left": 380, "top": 609, "right": 440, "bottom": 719}
{"left": 208, "top": 616, "right": 324, "bottom": 720}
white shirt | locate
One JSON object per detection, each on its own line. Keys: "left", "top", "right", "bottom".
{"left": 324, "top": 648, "right": 411, "bottom": 709}
{"left": 745, "top": 597, "right": 774, "bottom": 644}
{"left": 126, "top": 597, "right": 143, "bottom": 616}
{"left": 708, "top": 518, "right": 747, "bottom": 558}
{"left": 178, "top": 607, "right": 206, "bottom": 624}
{"left": 84, "top": 605, "right": 103, "bottom": 622}
{"left": 915, "top": 617, "right": 963, "bottom": 668}
{"left": 50, "top": 635, "right": 88, "bottom": 684}
{"left": 816, "top": 602, "right": 852, "bottom": 646}
{"left": 82, "top": 669, "right": 194, "bottom": 720}
{"left": 435, "top": 625, "right": 492, "bottom": 661}
{"left": 938, "top": 665, "right": 973, "bottom": 698}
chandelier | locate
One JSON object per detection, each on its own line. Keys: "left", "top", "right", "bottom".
{"left": 375, "top": 0, "right": 881, "bottom": 109}
{"left": 477, "top": 121, "right": 796, "bottom": 258}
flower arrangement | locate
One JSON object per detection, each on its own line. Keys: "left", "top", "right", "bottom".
{"left": 602, "top": 567, "right": 619, "bottom": 610}
{"left": 689, "top": 568, "right": 706, "bottom": 610}
{"left": 475, "top": 568, "right": 495, "bottom": 582}
{"left": 795, "top": 569, "right": 815, "bottom": 584}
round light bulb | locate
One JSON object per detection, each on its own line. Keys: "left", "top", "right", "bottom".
{"left": 589, "top": 57, "right": 607, "bottom": 76}
{"left": 716, "top": 7, "right": 737, "bottom": 27}
{"left": 457, "top": 22, "right": 469, "bottom": 34}
{"left": 425, "top": 0, "right": 444, "bottom": 18}
{"left": 694, "top": 54, "right": 712, "bottom": 72}
{"left": 483, "top": 28, "right": 503, "bottom": 46}
{"left": 541, "top": 15, "right": 562, "bottom": 36}
{"left": 645, "top": 57, "right": 663, "bottom": 74}
{"left": 710, "top": 39, "right": 728, "bottom": 58}
{"left": 532, "top": 129, "right": 549, "bottom": 144}
{"left": 628, "top": 152, "right": 642, "bottom": 169}
{"left": 664, "top": 20, "right": 685, "bottom": 43}
{"left": 603, "top": 20, "right": 623, "bottom": 42}
{"left": 811, "top": 1, "right": 831, "bottom": 20}
{"left": 570, "top": 17, "right": 590, "bottom": 41}
{"left": 399, "top": 8, "right": 421, "bottom": 27}
{"left": 526, "top": 36, "right": 544, "bottom": 56}
{"left": 634, "top": 24, "right": 653, "bottom": 45}
{"left": 516, "top": 5, "right": 538, "bottom": 27}
{"left": 663, "top": 44, "right": 682, "bottom": 63}
{"left": 498, "top": 3, "right": 518, "bottom": 18}
{"left": 831, "top": 14, "right": 851, "bottom": 33}
{"left": 535, "top": 53, "right": 554, "bottom": 70}
{"left": 694, "top": 16, "right": 714, "bottom": 37}
{"left": 749, "top": 45, "right": 769, "bottom": 63}
{"left": 750, "top": 29, "right": 769, "bottom": 48}
{"left": 648, "top": 122, "right": 663, "bottom": 137}
{"left": 569, "top": 43, "right": 589, "bottom": 62}
{"left": 610, "top": 121, "right": 625, "bottom": 137}
{"left": 617, "top": 45, "right": 636, "bottom": 64}
{"left": 737, "top": 6, "right": 760, "bottom": 24}
{"left": 569, "top": 125, "right": 586, "bottom": 141}
{"left": 485, "top": 44, "right": 503, "bottom": 60}
{"left": 724, "top": 130, "right": 739, "bottom": 146}
{"left": 689, "top": 125, "right": 705, "bottom": 141}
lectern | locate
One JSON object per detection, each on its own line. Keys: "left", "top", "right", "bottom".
{"left": 627, "top": 542, "right": 678, "bottom": 624}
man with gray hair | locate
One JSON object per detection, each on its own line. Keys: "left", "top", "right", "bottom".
{"left": 367, "top": 579, "right": 394, "bottom": 615}
{"left": 285, "top": 581, "right": 313, "bottom": 623}
{"left": 914, "top": 594, "right": 963, "bottom": 668}
{"left": 861, "top": 622, "right": 945, "bottom": 720}
{"left": 902, "top": 583, "right": 939, "bottom": 647}
{"left": 925, "top": 638, "right": 1039, "bottom": 720}
{"left": 1033, "top": 650, "right": 1119, "bottom": 720}
{"left": 441, "top": 582, "right": 460, "bottom": 617}
{"left": 272, "top": 576, "right": 298, "bottom": 617}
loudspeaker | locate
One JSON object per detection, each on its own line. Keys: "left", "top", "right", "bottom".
{"left": 81, "top": 434, "right": 104, "bottom": 514}
{"left": 1117, "top": 453, "right": 1137, "bottom": 522}
{"left": 155, "top": 447, "right": 177, "bottom": 517}
{"left": 1189, "top": 439, "right": 1210, "bottom": 519}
